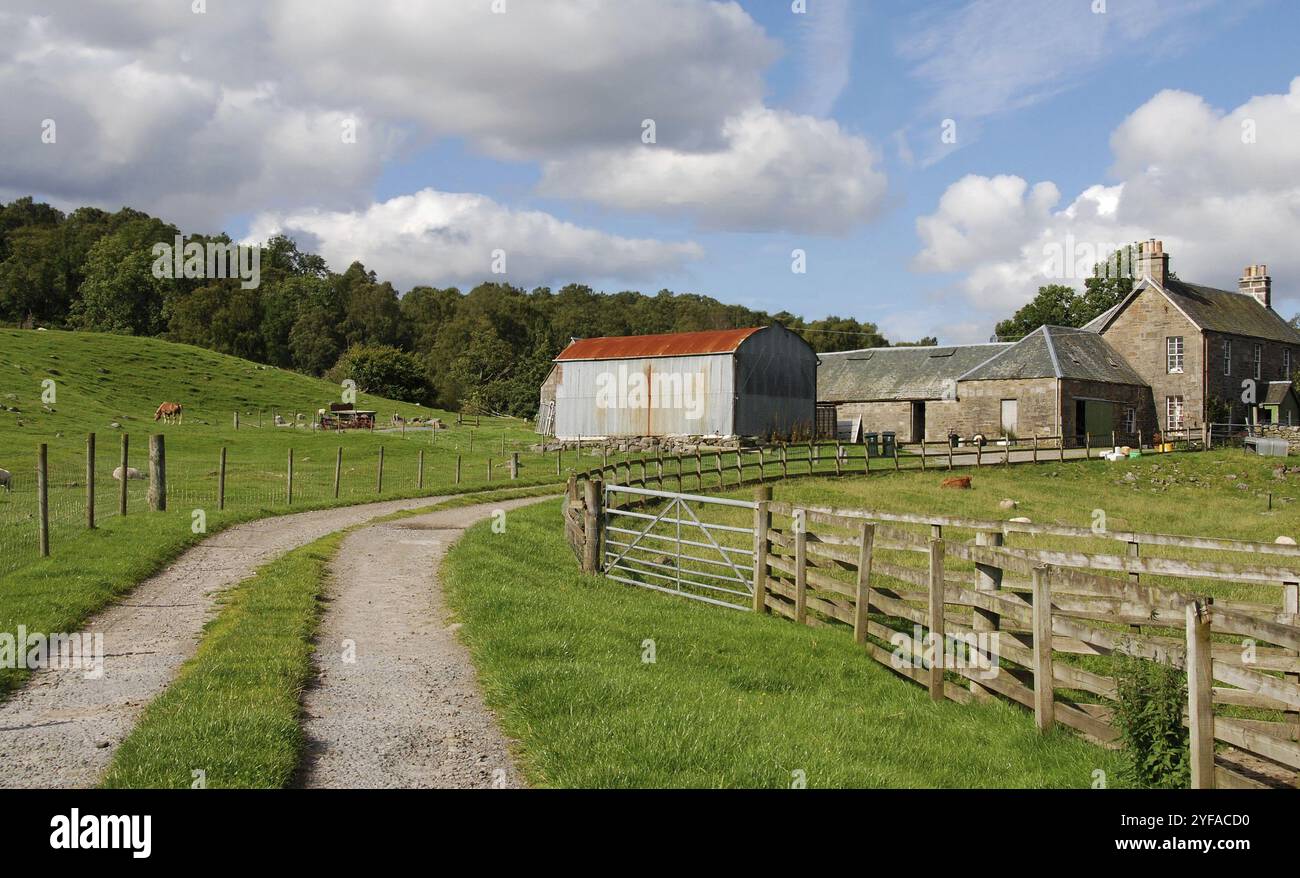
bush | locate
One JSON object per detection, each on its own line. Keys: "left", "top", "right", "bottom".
{"left": 327, "top": 344, "right": 430, "bottom": 404}
{"left": 1110, "top": 651, "right": 1191, "bottom": 789}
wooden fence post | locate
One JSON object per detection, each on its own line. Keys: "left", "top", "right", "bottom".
{"left": 947, "top": 440, "right": 953, "bottom": 470}
{"left": 376, "top": 446, "right": 384, "bottom": 493}
{"left": 854, "top": 522, "right": 874, "bottom": 644}
{"left": 147, "top": 434, "right": 166, "bottom": 512}
{"left": 794, "top": 508, "right": 808, "bottom": 624}
{"left": 834, "top": 443, "right": 842, "bottom": 477}
{"left": 1283, "top": 581, "right": 1299, "bottom": 736}
{"left": 1186, "top": 599, "right": 1215, "bottom": 789}
{"left": 233, "top": 411, "right": 239, "bottom": 430}
{"left": 119, "top": 434, "right": 129, "bottom": 517}
{"left": 37, "top": 443, "right": 49, "bottom": 557}
{"left": 218, "top": 447, "right": 227, "bottom": 510}
{"left": 972, "top": 530, "right": 1004, "bottom": 698}
{"left": 418, "top": 449, "right": 425, "bottom": 489}
{"left": 455, "top": 454, "right": 462, "bottom": 485}
{"left": 86, "top": 432, "right": 95, "bottom": 529}
{"left": 1085, "top": 432, "right": 1091, "bottom": 459}
{"left": 487, "top": 458, "right": 493, "bottom": 482}
{"left": 287, "top": 448, "right": 294, "bottom": 505}
{"left": 582, "top": 478, "right": 603, "bottom": 574}
{"left": 510, "top": 451, "right": 519, "bottom": 480}
{"left": 1032, "top": 565, "right": 1055, "bottom": 732}
{"left": 927, "top": 538, "right": 945, "bottom": 701}
{"left": 752, "top": 486, "right": 772, "bottom": 614}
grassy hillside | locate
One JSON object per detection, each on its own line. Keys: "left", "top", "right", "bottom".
{"left": 0, "top": 326, "right": 562, "bottom": 611}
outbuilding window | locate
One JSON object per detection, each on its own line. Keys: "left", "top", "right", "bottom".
{"left": 1122, "top": 407, "right": 1136, "bottom": 434}
{"left": 1284, "top": 348, "right": 1292, "bottom": 380}
{"left": 1254, "top": 344, "right": 1262, "bottom": 380}
{"left": 1166, "top": 336, "right": 1184, "bottom": 374}
{"left": 1223, "top": 339, "right": 1231, "bottom": 376}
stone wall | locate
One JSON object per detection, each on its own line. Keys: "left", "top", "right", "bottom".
{"left": 1101, "top": 286, "right": 1203, "bottom": 429}
{"left": 950, "top": 377, "right": 1057, "bottom": 439}
{"left": 1259, "top": 424, "right": 1300, "bottom": 454}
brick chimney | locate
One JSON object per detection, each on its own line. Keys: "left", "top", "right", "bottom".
{"left": 1137, "top": 239, "right": 1169, "bottom": 287}
{"left": 1239, "top": 264, "right": 1272, "bottom": 309}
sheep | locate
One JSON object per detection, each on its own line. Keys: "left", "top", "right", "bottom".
{"left": 112, "top": 466, "right": 145, "bottom": 481}
{"left": 0, "top": 468, "right": 10, "bottom": 492}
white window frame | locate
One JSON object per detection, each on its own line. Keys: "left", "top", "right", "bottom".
{"left": 1253, "top": 343, "right": 1262, "bottom": 380}
{"left": 1284, "top": 348, "right": 1292, "bottom": 380}
{"left": 1166, "top": 336, "right": 1184, "bottom": 374}
{"left": 1166, "top": 395, "right": 1185, "bottom": 429}
{"left": 1122, "top": 407, "right": 1136, "bottom": 434}
{"left": 1223, "top": 339, "right": 1231, "bottom": 376}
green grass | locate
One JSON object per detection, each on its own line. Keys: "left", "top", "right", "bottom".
{"left": 100, "top": 530, "right": 345, "bottom": 789}
{"left": 443, "top": 500, "right": 1126, "bottom": 788}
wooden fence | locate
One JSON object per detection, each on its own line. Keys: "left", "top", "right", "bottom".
{"left": 562, "top": 445, "right": 1300, "bottom": 789}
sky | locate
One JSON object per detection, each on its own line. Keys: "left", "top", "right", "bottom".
{"left": 2, "top": 0, "right": 1298, "bottom": 343}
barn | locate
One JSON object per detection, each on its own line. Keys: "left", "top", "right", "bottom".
{"left": 537, "top": 324, "right": 817, "bottom": 441}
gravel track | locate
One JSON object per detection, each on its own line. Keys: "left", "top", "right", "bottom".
{"left": 294, "top": 497, "right": 547, "bottom": 789}
{"left": 0, "top": 495, "right": 470, "bottom": 789}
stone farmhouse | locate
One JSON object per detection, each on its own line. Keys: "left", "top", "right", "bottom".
{"left": 821, "top": 241, "right": 1300, "bottom": 443}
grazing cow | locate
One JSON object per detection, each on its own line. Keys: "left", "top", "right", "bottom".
{"left": 0, "top": 468, "right": 10, "bottom": 492}
{"left": 154, "top": 402, "right": 183, "bottom": 424}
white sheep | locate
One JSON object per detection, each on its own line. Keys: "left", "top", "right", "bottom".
{"left": 112, "top": 466, "right": 145, "bottom": 481}
{"left": 0, "top": 468, "right": 10, "bottom": 492}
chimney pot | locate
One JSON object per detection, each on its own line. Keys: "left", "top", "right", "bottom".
{"left": 1138, "top": 238, "right": 1169, "bottom": 286}
{"left": 1239, "top": 263, "right": 1272, "bottom": 309}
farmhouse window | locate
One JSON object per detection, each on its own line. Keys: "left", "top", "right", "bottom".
{"left": 1165, "top": 396, "right": 1184, "bottom": 429}
{"left": 1166, "top": 337, "right": 1184, "bottom": 373}
{"left": 1122, "top": 407, "right": 1136, "bottom": 434}
{"left": 1223, "top": 339, "right": 1231, "bottom": 376}
{"left": 1284, "top": 349, "right": 1292, "bottom": 379}
{"left": 1254, "top": 343, "right": 1262, "bottom": 380}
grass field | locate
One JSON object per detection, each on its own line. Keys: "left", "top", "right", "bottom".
{"left": 443, "top": 499, "right": 1127, "bottom": 788}
{"left": 0, "top": 328, "right": 560, "bottom": 576}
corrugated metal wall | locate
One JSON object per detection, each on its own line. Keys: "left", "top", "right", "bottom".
{"left": 552, "top": 354, "right": 735, "bottom": 438}
{"left": 734, "top": 325, "right": 818, "bottom": 437}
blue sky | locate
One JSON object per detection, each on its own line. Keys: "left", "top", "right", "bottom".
{"left": 3, "top": 0, "right": 1298, "bottom": 341}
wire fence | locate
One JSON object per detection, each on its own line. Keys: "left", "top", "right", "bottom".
{"left": 0, "top": 428, "right": 573, "bottom": 579}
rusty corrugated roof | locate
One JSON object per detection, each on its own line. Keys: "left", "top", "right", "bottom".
{"left": 554, "top": 326, "right": 766, "bottom": 361}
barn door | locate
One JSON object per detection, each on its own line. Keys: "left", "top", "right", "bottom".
{"left": 1000, "top": 399, "right": 1018, "bottom": 436}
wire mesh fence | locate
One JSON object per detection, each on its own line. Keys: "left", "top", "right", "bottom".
{"left": 0, "top": 428, "right": 564, "bottom": 579}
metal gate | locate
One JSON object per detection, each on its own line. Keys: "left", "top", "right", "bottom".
{"left": 602, "top": 484, "right": 756, "bottom": 610}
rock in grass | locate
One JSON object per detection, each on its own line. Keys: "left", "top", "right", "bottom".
{"left": 998, "top": 499, "right": 1017, "bottom": 510}
{"left": 1277, "top": 536, "right": 1297, "bottom": 546}
{"left": 1009, "top": 517, "right": 1032, "bottom": 524}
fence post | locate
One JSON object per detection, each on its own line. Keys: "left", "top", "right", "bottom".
{"left": 86, "top": 432, "right": 96, "bottom": 529}
{"left": 920, "top": 440, "right": 926, "bottom": 471}
{"left": 582, "top": 478, "right": 603, "bottom": 574}
{"left": 976, "top": 442, "right": 982, "bottom": 467}
{"left": 947, "top": 440, "right": 953, "bottom": 471}
{"left": 752, "top": 486, "right": 772, "bottom": 614}
{"left": 118, "top": 434, "right": 129, "bottom": 517}
{"left": 233, "top": 411, "right": 239, "bottom": 430}
{"left": 147, "top": 434, "right": 166, "bottom": 512}
{"left": 1085, "top": 431, "right": 1091, "bottom": 459}
{"left": 794, "top": 508, "right": 808, "bottom": 624}
{"left": 509, "top": 451, "right": 518, "bottom": 480}
{"left": 487, "top": 458, "right": 493, "bottom": 482}
{"left": 219, "top": 447, "right": 227, "bottom": 510}
{"left": 456, "top": 454, "right": 462, "bottom": 485}
{"left": 1032, "top": 435, "right": 1038, "bottom": 463}
{"left": 927, "top": 538, "right": 945, "bottom": 701}
{"left": 854, "top": 522, "right": 874, "bottom": 644}
{"left": 1283, "top": 580, "right": 1299, "bottom": 736}
{"left": 37, "top": 443, "right": 49, "bottom": 557}
{"left": 834, "top": 442, "right": 842, "bottom": 477}
{"left": 1032, "top": 565, "right": 1055, "bottom": 732}
{"left": 376, "top": 446, "right": 384, "bottom": 493}
{"left": 972, "top": 530, "right": 1003, "bottom": 698}
{"left": 287, "top": 448, "right": 294, "bottom": 505}
{"left": 1186, "top": 599, "right": 1215, "bottom": 789}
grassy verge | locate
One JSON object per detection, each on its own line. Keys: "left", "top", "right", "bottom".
{"left": 442, "top": 501, "right": 1125, "bottom": 788}
{"left": 100, "top": 531, "right": 345, "bottom": 789}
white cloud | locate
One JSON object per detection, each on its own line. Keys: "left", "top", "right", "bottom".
{"left": 245, "top": 189, "right": 704, "bottom": 291}
{"left": 538, "top": 107, "right": 887, "bottom": 234}
{"left": 913, "top": 78, "right": 1300, "bottom": 320}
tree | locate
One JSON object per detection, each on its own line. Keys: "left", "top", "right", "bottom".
{"left": 289, "top": 306, "right": 345, "bottom": 376}
{"left": 71, "top": 216, "right": 178, "bottom": 335}
{"left": 327, "top": 344, "right": 429, "bottom": 403}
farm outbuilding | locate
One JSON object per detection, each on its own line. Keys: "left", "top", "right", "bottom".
{"left": 537, "top": 324, "right": 817, "bottom": 441}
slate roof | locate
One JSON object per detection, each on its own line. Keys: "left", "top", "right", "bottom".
{"left": 817, "top": 343, "right": 1010, "bottom": 402}
{"left": 1089, "top": 279, "right": 1300, "bottom": 344}
{"left": 1264, "top": 381, "right": 1298, "bottom": 406}
{"left": 959, "top": 326, "right": 1148, "bottom": 385}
